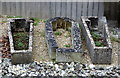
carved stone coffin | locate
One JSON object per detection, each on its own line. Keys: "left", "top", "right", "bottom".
{"left": 81, "top": 16, "right": 112, "bottom": 64}
{"left": 45, "top": 17, "right": 83, "bottom": 62}
{"left": 8, "top": 18, "right": 33, "bottom": 64}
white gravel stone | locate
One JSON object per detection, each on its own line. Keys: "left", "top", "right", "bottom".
{"left": 89, "top": 64, "right": 95, "bottom": 69}
{"left": 1, "top": 58, "right": 120, "bottom": 77}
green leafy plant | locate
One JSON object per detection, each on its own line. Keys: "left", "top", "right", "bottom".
{"left": 30, "top": 17, "right": 46, "bottom": 26}
{"left": 17, "top": 42, "right": 25, "bottom": 48}
{"left": 1, "top": 21, "right": 7, "bottom": 23}
{"left": 13, "top": 32, "right": 29, "bottom": 50}
{"left": 64, "top": 44, "right": 71, "bottom": 47}
{"left": 111, "top": 37, "right": 120, "bottom": 43}
{"left": 112, "top": 30, "right": 117, "bottom": 35}
{"left": 7, "top": 16, "right": 22, "bottom": 18}
{"left": 91, "top": 32, "right": 106, "bottom": 47}
{"left": 30, "top": 17, "right": 40, "bottom": 26}
{"left": 13, "top": 32, "right": 27, "bottom": 37}
{"left": 95, "top": 41, "right": 104, "bottom": 47}
{"left": 91, "top": 32, "right": 101, "bottom": 40}
{"left": 54, "top": 31, "right": 62, "bottom": 36}
{"left": 43, "top": 19, "right": 47, "bottom": 23}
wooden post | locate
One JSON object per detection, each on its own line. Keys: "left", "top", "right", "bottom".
{"left": 0, "top": 1, "right": 2, "bottom": 15}
{"left": 118, "top": 2, "right": 120, "bottom": 27}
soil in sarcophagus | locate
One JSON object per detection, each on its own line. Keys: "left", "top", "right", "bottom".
{"left": 87, "top": 17, "right": 108, "bottom": 47}
{"left": 13, "top": 31, "right": 29, "bottom": 50}
{"left": 91, "top": 31, "right": 107, "bottom": 47}
{"left": 52, "top": 18, "right": 72, "bottom": 48}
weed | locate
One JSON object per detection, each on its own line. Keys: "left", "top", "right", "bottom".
{"left": 54, "top": 31, "right": 62, "bottom": 36}
{"left": 111, "top": 37, "right": 120, "bottom": 43}
{"left": 42, "top": 19, "right": 47, "bottom": 23}
{"left": 30, "top": 17, "right": 40, "bottom": 26}
{"left": 0, "top": 21, "right": 7, "bottom": 24}
{"left": 13, "top": 32, "right": 29, "bottom": 50}
{"left": 64, "top": 44, "right": 71, "bottom": 47}
{"left": 17, "top": 42, "right": 25, "bottom": 48}
{"left": 112, "top": 30, "right": 117, "bottom": 35}
{"left": 13, "top": 32, "right": 27, "bottom": 37}
{"left": 95, "top": 41, "right": 104, "bottom": 47}
{"left": 91, "top": 32, "right": 106, "bottom": 47}
{"left": 91, "top": 32, "right": 101, "bottom": 40}
{"left": 7, "top": 16, "right": 22, "bottom": 18}
{"left": 33, "top": 22, "right": 38, "bottom": 26}
{"left": 30, "top": 17, "right": 46, "bottom": 26}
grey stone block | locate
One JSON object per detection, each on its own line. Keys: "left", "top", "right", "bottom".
{"left": 81, "top": 16, "right": 112, "bottom": 64}
{"left": 8, "top": 18, "right": 33, "bottom": 64}
{"left": 56, "top": 48, "right": 83, "bottom": 62}
{"left": 11, "top": 51, "right": 32, "bottom": 64}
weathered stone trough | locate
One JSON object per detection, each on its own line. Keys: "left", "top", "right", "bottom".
{"left": 81, "top": 16, "right": 112, "bottom": 64}
{"left": 8, "top": 18, "right": 33, "bottom": 64}
{"left": 45, "top": 17, "right": 83, "bottom": 62}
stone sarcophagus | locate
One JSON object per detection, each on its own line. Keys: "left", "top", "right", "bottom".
{"left": 81, "top": 16, "right": 112, "bottom": 64}
{"left": 8, "top": 18, "right": 33, "bottom": 64}
{"left": 45, "top": 17, "right": 83, "bottom": 62}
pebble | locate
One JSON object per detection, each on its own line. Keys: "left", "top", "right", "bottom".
{"left": 1, "top": 58, "right": 120, "bottom": 77}
{"left": 89, "top": 64, "right": 95, "bottom": 69}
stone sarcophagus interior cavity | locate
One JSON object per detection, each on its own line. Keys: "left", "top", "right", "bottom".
{"left": 45, "top": 17, "right": 83, "bottom": 62}
{"left": 81, "top": 16, "right": 112, "bottom": 64}
{"left": 8, "top": 18, "right": 33, "bottom": 64}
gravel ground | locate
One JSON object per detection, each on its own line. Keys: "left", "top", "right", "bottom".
{"left": 54, "top": 29, "right": 72, "bottom": 48}
{"left": 0, "top": 18, "right": 8, "bottom": 36}
{"left": 32, "top": 23, "right": 50, "bottom": 62}
{"left": 1, "top": 58, "right": 120, "bottom": 77}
